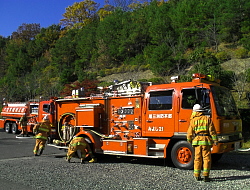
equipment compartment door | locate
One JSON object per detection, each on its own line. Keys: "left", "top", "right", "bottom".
{"left": 143, "top": 90, "right": 175, "bottom": 137}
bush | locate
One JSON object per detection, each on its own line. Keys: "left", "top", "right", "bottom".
{"left": 99, "top": 69, "right": 106, "bottom": 77}
{"left": 234, "top": 48, "right": 249, "bottom": 59}
{"left": 138, "top": 64, "right": 150, "bottom": 71}
{"left": 148, "top": 77, "right": 164, "bottom": 84}
{"left": 129, "top": 65, "right": 139, "bottom": 72}
{"left": 98, "top": 81, "right": 113, "bottom": 87}
{"left": 104, "top": 69, "right": 112, "bottom": 75}
{"left": 215, "top": 51, "right": 230, "bottom": 62}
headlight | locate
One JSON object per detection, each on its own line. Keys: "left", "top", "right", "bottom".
{"left": 217, "top": 135, "right": 230, "bottom": 142}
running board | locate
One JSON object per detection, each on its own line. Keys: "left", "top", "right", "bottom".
{"left": 47, "top": 144, "right": 68, "bottom": 149}
{"left": 97, "top": 151, "right": 164, "bottom": 158}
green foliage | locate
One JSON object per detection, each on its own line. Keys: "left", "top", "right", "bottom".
{"left": 2, "top": 0, "right": 250, "bottom": 102}
{"left": 234, "top": 48, "right": 249, "bottom": 59}
{"left": 99, "top": 69, "right": 106, "bottom": 77}
{"left": 98, "top": 81, "right": 113, "bottom": 87}
{"left": 215, "top": 51, "right": 230, "bottom": 63}
{"left": 219, "top": 70, "right": 234, "bottom": 89}
{"left": 60, "top": 0, "right": 99, "bottom": 29}
{"left": 246, "top": 68, "right": 250, "bottom": 82}
{"left": 148, "top": 77, "right": 164, "bottom": 84}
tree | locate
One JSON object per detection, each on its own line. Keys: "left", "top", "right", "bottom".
{"left": 60, "top": 0, "right": 99, "bottom": 29}
{"left": 51, "top": 30, "right": 79, "bottom": 84}
{"left": 230, "top": 60, "right": 250, "bottom": 101}
{"left": 36, "top": 25, "right": 62, "bottom": 48}
{"left": 11, "top": 23, "right": 40, "bottom": 41}
{"left": 96, "top": 9, "right": 127, "bottom": 67}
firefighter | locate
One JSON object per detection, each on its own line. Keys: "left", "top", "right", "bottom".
{"left": 17, "top": 114, "right": 29, "bottom": 137}
{"left": 66, "top": 136, "right": 96, "bottom": 164}
{"left": 187, "top": 104, "right": 218, "bottom": 182}
{"left": 33, "top": 115, "right": 52, "bottom": 156}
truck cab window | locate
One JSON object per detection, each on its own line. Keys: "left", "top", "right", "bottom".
{"left": 43, "top": 104, "right": 50, "bottom": 113}
{"left": 149, "top": 90, "right": 173, "bottom": 110}
{"left": 182, "top": 88, "right": 210, "bottom": 109}
{"left": 182, "top": 89, "right": 197, "bottom": 109}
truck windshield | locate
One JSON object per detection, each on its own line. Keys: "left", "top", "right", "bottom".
{"left": 211, "top": 86, "right": 239, "bottom": 117}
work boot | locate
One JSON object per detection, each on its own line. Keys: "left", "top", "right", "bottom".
{"left": 39, "top": 149, "right": 44, "bottom": 156}
{"left": 89, "top": 158, "right": 97, "bottom": 163}
{"left": 203, "top": 176, "right": 210, "bottom": 182}
{"left": 17, "top": 134, "right": 23, "bottom": 137}
{"left": 34, "top": 154, "right": 39, "bottom": 156}
{"left": 195, "top": 176, "right": 202, "bottom": 181}
{"left": 80, "top": 159, "right": 85, "bottom": 164}
{"left": 65, "top": 158, "right": 70, "bottom": 163}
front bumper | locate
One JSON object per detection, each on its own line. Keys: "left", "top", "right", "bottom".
{"left": 211, "top": 139, "right": 243, "bottom": 153}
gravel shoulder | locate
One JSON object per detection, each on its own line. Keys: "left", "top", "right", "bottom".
{"left": 0, "top": 151, "right": 249, "bottom": 190}
{"left": 0, "top": 129, "right": 250, "bottom": 190}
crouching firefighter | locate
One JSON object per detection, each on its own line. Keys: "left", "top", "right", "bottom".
{"left": 66, "top": 136, "right": 96, "bottom": 164}
{"left": 33, "top": 115, "right": 52, "bottom": 156}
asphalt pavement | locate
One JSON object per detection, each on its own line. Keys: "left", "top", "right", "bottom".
{"left": 0, "top": 129, "right": 64, "bottom": 190}
{"left": 0, "top": 129, "right": 250, "bottom": 190}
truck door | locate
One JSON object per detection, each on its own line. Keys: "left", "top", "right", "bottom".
{"left": 178, "top": 88, "right": 210, "bottom": 132}
{"left": 143, "top": 89, "right": 175, "bottom": 137}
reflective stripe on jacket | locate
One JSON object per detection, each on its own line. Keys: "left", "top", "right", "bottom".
{"left": 35, "top": 132, "right": 48, "bottom": 140}
{"left": 33, "top": 121, "right": 52, "bottom": 140}
{"left": 187, "top": 112, "right": 218, "bottom": 146}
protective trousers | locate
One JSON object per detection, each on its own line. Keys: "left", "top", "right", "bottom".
{"left": 33, "top": 139, "right": 46, "bottom": 155}
{"left": 194, "top": 145, "right": 212, "bottom": 177}
{"left": 67, "top": 145, "right": 87, "bottom": 160}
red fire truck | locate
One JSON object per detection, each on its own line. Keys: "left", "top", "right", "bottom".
{"left": 0, "top": 73, "right": 243, "bottom": 169}
{"left": 50, "top": 73, "right": 243, "bottom": 169}
{"left": 0, "top": 99, "right": 56, "bottom": 138}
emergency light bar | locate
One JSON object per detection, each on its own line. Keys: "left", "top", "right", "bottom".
{"left": 192, "top": 73, "right": 206, "bottom": 79}
{"left": 192, "top": 73, "right": 220, "bottom": 84}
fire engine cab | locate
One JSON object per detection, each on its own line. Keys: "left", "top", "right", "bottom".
{"left": 50, "top": 73, "right": 243, "bottom": 169}
{"left": 0, "top": 99, "right": 56, "bottom": 138}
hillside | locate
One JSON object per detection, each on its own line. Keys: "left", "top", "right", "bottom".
{"left": 97, "top": 70, "right": 156, "bottom": 83}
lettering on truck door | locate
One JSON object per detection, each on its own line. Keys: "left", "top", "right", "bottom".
{"left": 143, "top": 90, "right": 175, "bottom": 137}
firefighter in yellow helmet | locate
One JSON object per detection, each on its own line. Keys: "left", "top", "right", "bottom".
{"left": 187, "top": 104, "right": 218, "bottom": 182}
{"left": 66, "top": 136, "right": 96, "bottom": 164}
{"left": 33, "top": 115, "right": 52, "bottom": 156}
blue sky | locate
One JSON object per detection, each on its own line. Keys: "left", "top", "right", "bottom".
{"left": 0, "top": 0, "right": 105, "bottom": 37}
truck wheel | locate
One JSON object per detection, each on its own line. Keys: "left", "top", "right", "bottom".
{"left": 11, "top": 123, "right": 18, "bottom": 134}
{"left": 171, "top": 141, "right": 194, "bottom": 170}
{"left": 5, "top": 122, "right": 11, "bottom": 133}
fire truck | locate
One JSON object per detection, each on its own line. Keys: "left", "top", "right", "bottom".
{"left": 0, "top": 73, "right": 243, "bottom": 169}
{"left": 0, "top": 99, "right": 56, "bottom": 137}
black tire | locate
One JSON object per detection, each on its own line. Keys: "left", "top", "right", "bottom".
{"left": 11, "top": 123, "right": 18, "bottom": 134}
{"left": 5, "top": 122, "right": 11, "bottom": 133}
{"left": 171, "top": 141, "right": 194, "bottom": 170}
{"left": 211, "top": 153, "right": 223, "bottom": 163}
